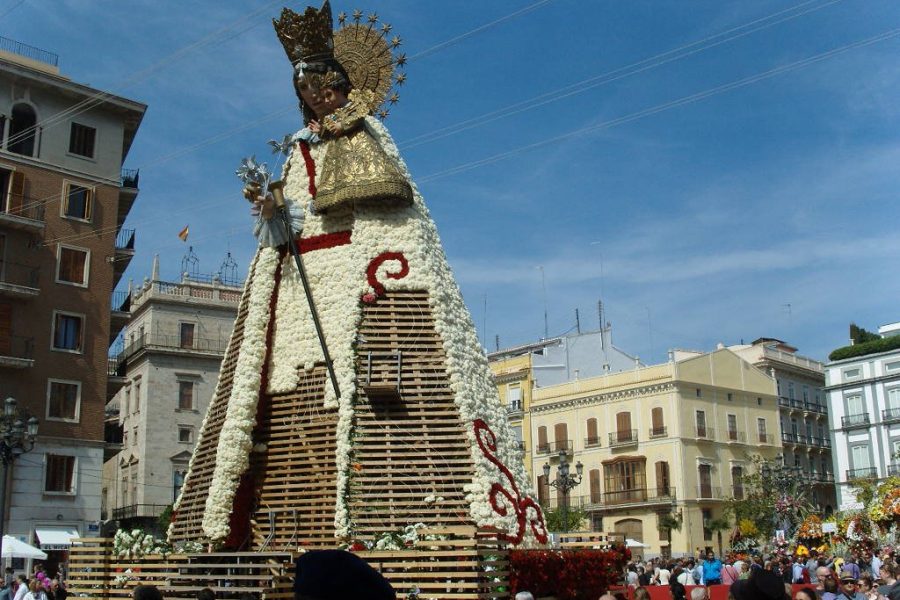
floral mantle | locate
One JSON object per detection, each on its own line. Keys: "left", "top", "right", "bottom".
{"left": 180, "top": 118, "right": 543, "bottom": 545}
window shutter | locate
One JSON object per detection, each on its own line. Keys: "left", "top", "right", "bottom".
{"left": 8, "top": 171, "right": 24, "bottom": 213}
{"left": 537, "top": 426, "right": 547, "bottom": 451}
{"left": 554, "top": 423, "right": 568, "bottom": 450}
{"left": 651, "top": 407, "right": 663, "bottom": 431}
{"left": 655, "top": 461, "right": 670, "bottom": 494}
{"left": 616, "top": 412, "right": 631, "bottom": 441}
{"left": 589, "top": 469, "right": 601, "bottom": 503}
{"left": 586, "top": 418, "right": 598, "bottom": 443}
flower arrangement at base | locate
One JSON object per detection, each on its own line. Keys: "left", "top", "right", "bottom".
{"left": 834, "top": 513, "right": 877, "bottom": 556}
{"left": 509, "top": 546, "right": 629, "bottom": 600}
{"left": 797, "top": 514, "right": 824, "bottom": 543}
{"left": 112, "top": 529, "right": 170, "bottom": 560}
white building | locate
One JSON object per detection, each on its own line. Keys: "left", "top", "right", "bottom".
{"left": 102, "top": 256, "right": 240, "bottom": 529}
{"left": 825, "top": 321, "right": 900, "bottom": 510}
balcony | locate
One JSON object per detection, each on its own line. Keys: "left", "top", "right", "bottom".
{"left": 812, "top": 472, "right": 834, "bottom": 484}
{"left": 648, "top": 426, "right": 667, "bottom": 439}
{"left": 121, "top": 169, "right": 140, "bottom": 189}
{"left": 888, "top": 464, "right": 900, "bottom": 477}
{"left": 584, "top": 436, "right": 602, "bottom": 449}
{"left": 811, "top": 436, "right": 831, "bottom": 449}
{"left": 846, "top": 467, "right": 877, "bottom": 481}
{"left": 726, "top": 429, "right": 745, "bottom": 443}
{"left": 694, "top": 426, "right": 716, "bottom": 442}
{"left": 117, "top": 170, "right": 140, "bottom": 227}
{"left": 841, "top": 413, "right": 870, "bottom": 429}
{"left": 696, "top": 485, "right": 722, "bottom": 500}
{"left": 0, "top": 335, "right": 34, "bottom": 368}
{"left": 113, "top": 228, "right": 135, "bottom": 288}
{"left": 542, "top": 488, "right": 676, "bottom": 511}
{"left": 0, "top": 36, "right": 58, "bottom": 66}
{"left": 121, "top": 332, "right": 230, "bottom": 364}
{"left": 111, "top": 503, "right": 171, "bottom": 521}
{"left": 804, "top": 402, "right": 827, "bottom": 415}
{"left": 505, "top": 401, "right": 523, "bottom": 420}
{"left": 608, "top": 429, "right": 638, "bottom": 448}
{"left": 110, "top": 291, "right": 131, "bottom": 342}
{"left": 732, "top": 485, "right": 745, "bottom": 500}
{"left": 0, "top": 197, "right": 45, "bottom": 230}
{"left": 756, "top": 433, "right": 773, "bottom": 445}
{"left": 781, "top": 431, "right": 798, "bottom": 445}
{"left": 0, "top": 261, "right": 39, "bottom": 299}
{"left": 535, "top": 440, "right": 573, "bottom": 456}
{"left": 883, "top": 408, "right": 900, "bottom": 424}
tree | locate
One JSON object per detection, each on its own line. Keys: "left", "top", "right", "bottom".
{"left": 850, "top": 323, "right": 880, "bottom": 345}
{"left": 542, "top": 504, "right": 588, "bottom": 532}
{"left": 725, "top": 455, "right": 813, "bottom": 540}
{"left": 707, "top": 517, "right": 731, "bottom": 557}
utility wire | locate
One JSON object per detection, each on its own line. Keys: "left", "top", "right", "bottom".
{"left": 0, "top": 0, "right": 24, "bottom": 20}
{"left": 417, "top": 26, "right": 900, "bottom": 184}
{"left": 400, "top": 0, "right": 842, "bottom": 150}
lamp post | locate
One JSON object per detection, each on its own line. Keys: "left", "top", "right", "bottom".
{"left": 543, "top": 450, "right": 583, "bottom": 533}
{"left": 0, "top": 397, "right": 39, "bottom": 564}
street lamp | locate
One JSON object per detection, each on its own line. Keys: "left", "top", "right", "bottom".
{"left": 543, "top": 450, "right": 583, "bottom": 533}
{"left": 0, "top": 397, "right": 39, "bottom": 563}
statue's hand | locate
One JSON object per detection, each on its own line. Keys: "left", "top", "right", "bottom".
{"left": 308, "top": 120, "right": 321, "bottom": 134}
{"left": 249, "top": 192, "right": 275, "bottom": 220}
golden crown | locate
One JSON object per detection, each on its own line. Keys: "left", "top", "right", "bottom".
{"left": 274, "top": 2, "right": 407, "bottom": 119}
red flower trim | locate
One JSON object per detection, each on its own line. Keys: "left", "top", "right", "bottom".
{"left": 363, "top": 251, "right": 409, "bottom": 302}
{"left": 473, "top": 419, "right": 548, "bottom": 545}
{"left": 296, "top": 230, "right": 352, "bottom": 254}
{"left": 299, "top": 140, "right": 317, "bottom": 198}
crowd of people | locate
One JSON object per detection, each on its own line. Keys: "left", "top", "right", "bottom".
{"left": 0, "top": 565, "right": 66, "bottom": 600}
{"left": 616, "top": 547, "right": 900, "bottom": 600}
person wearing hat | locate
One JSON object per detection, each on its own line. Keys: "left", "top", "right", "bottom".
{"left": 294, "top": 550, "right": 395, "bottom": 600}
{"left": 729, "top": 568, "right": 790, "bottom": 600}
{"left": 835, "top": 570, "right": 865, "bottom": 600}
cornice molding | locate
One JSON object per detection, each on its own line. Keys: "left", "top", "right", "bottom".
{"left": 493, "top": 371, "right": 528, "bottom": 385}
{"left": 532, "top": 382, "right": 676, "bottom": 413}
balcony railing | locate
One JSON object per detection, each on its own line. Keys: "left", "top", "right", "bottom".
{"left": 648, "top": 426, "right": 667, "bottom": 439}
{"left": 608, "top": 429, "right": 638, "bottom": 447}
{"left": 111, "top": 503, "right": 171, "bottom": 520}
{"left": 695, "top": 426, "right": 715, "bottom": 441}
{"left": 541, "top": 488, "right": 676, "bottom": 510}
{"left": 756, "top": 433, "right": 773, "bottom": 444}
{"left": 841, "top": 413, "right": 870, "bottom": 429}
{"left": 123, "top": 332, "right": 230, "bottom": 359}
{"left": 812, "top": 436, "right": 831, "bottom": 449}
{"left": 883, "top": 408, "right": 900, "bottom": 423}
{"left": 121, "top": 169, "right": 140, "bottom": 189}
{"left": 0, "top": 261, "right": 40, "bottom": 289}
{"left": 535, "top": 440, "right": 573, "bottom": 455}
{"left": 804, "top": 402, "right": 827, "bottom": 415}
{"left": 111, "top": 290, "right": 131, "bottom": 312}
{"left": 514, "top": 441, "right": 526, "bottom": 453}
{"left": 584, "top": 436, "right": 602, "bottom": 448}
{"left": 726, "top": 429, "right": 745, "bottom": 443}
{"left": 0, "top": 335, "right": 34, "bottom": 361}
{"left": 888, "top": 464, "right": 900, "bottom": 477}
{"left": 1, "top": 196, "right": 46, "bottom": 223}
{"left": 732, "top": 485, "right": 745, "bottom": 500}
{"left": 115, "top": 228, "right": 136, "bottom": 251}
{"left": 812, "top": 472, "right": 834, "bottom": 483}
{"left": 0, "top": 36, "right": 58, "bottom": 66}
{"left": 846, "top": 467, "right": 877, "bottom": 481}
{"left": 696, "top": 485, "right": 722, "bottom": 499}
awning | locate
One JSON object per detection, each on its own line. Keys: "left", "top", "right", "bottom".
{"left": 34, "top": 527, "right": 79, "bottom": 551}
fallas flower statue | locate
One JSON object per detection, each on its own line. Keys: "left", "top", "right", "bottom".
{"left": 168, "top": 1, "right": 546, "bottom": 551}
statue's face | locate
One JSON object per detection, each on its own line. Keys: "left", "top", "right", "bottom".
{"left": 297, "top": 77, "right": 347, "bottom": 120}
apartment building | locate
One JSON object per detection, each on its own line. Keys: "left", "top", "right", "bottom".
{"left": 825, "top": 321, "right": 900, "bottom": 510}
{"left": 527, "top": 348, "right": 781, "bottom": 558}
{"left": 488, "top": 326, "right": 641, "bottom": 477}
{"left": 102, "top": 256, "right": 241, "bottom": 530}
{"left": 730, "top": 338, "right": 836, "bottom": 512}
{"left": 0, "top": 38, "right": 144, "bottom": 569}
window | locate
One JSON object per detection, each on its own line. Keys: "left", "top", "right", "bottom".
{"left": 846, "top": 394, "right": 864, "bottom": 416}
{"left": 536, "top": 426, "right": 548, "bottom": 453}
{"left": 536, "top": 474, "right": 549, "bottom": 506}
{"left": 727, "top": 392, "right": 733, "bottom": 402}
{"left": 757, "top": 418, "right": 767, "bottom": 443}
{"left": 695, "top": 388, "right": 701, "bottom": 398}
{"left": 8, "top": 103, "right": 36, "bottom": 156}
{"left": 134, "top": 381, "right": 141, "bottom": 413}
{"left": 650, "top": 407, "right": 665, "bottom": 437}
{"left": 788, "top": 382, "right": 795, "bottom": 400}
{"left": 585, "top": 418, "right": 599, "bottom": 446}
{"left": 178, "top": 381, "right": 194, "bottom": 410}
{"left": 727, "top": 414, "right": 738, "bottom": 440}
{"left": 507, "top": 385, "right": 522, "bottom": 411}
{"left": 173, "top": 469, "right": 186, "bottom": 503}
{"left": 695, "top": 410, "right": 707, "bottom": 437}
{"left": 178, "top": 426, "right": 193, "bottom": 443}
{"left": 62, "top": 184, "right": 92, "bottom": 221}
{"left": 554, "top": 422, "right": 569, "bottom": 451}
{"left": 844, "top": 368, "right": 861, "bottom": 380}
{"left": 52, "top": 312, "right": 83, "bottom": 352}
{"left": 132, "top": 427, "right": 138, "bottom": 446}
{"left": 702, "top": 508, "right": 713, "bottom": 541}
{"left": 122, "top": 386, "right": 130, "bottom": 416}
{"left": 655, "top": 461, "right": 670, "bottom": 496}
{"left": 757, "top": 396, "right": 762, "bottom": 406}
{"left": 886, "top": 361, "right": 900, "bottom": 373}
{"left": 603, "top": 458, "right": 646, "bottom": 504}
{"left": 887, "top": 388, "right": 900, "bottom": 410}
{"left": 698, "top": 464, "right": 713, "bottom": 498}
{"left": 851, "top": 445, "right": 871, "bottom": 469}
{"left": 68, "top": 122, "right": 96, "bottom": 158}
{"left": 44, "top": 454, "right": 76, "bottom": 493}
{"left": 179, "top": 323, "right": 195, "bottom": 348}
{"left": 122, "top": 429, "right": 128, "bottom": 446}
{"left": 790, "top": 418, "right": 799, "bottom": 436}
{"left": 732, "top": 466, "right": 744, "bottom": 499}
{"left": 802, "top": 386, "right": 809, "bottom": 402}
{"left": 615, "top": 411, "right": 633, "bottom": 442}
{"left": 56, "top": 245, "right": 89, "bottom": 286}
{"left": 46, "top": 379, "right": 80, "bottom": 421}
{"left": 589, "top": 469, "right": 601, "bottom": 503}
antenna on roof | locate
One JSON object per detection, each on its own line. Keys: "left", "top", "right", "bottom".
{"left": 495, "top": 334, "right": 500, "bottom": 352}
{"left": 575, "top": 308, "right": 581, "bottom": 334}
{"left": 181, "top": 246, "right": 200, "bottom": 278}
{"left": 219, "top": 251, "right": 239, "bottom": 286}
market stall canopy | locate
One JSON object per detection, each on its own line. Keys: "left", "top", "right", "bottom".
{"left": 34, "top": 527, "right": 79, "bottom": 551}
{"left": 2, "top": 536, "right": 47, "bottom": 559}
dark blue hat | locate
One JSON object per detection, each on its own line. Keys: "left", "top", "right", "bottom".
{"left": 294, "top": 550, "right": 395, "bottom": 600}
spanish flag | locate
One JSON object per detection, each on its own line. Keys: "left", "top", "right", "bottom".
{"left": 178, "top": 225, "right": 189, "bottom": 242}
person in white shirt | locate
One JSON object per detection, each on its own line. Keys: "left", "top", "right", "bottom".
{"left": 12, "top": 577, "right": 27, "bottom": 600}
{"left": 678, "top": 567, "right": 695, "bottom": 585}
{"left": 657, "top": 565, "right": 672, "bottom": 585}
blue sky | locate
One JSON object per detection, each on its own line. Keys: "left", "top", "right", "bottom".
{"left": 10, "top": 0, "right": 900, "bottom": 363}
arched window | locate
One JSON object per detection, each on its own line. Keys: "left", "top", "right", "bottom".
{"left": 8, "top": 103, "right": 37, "bottom": 157}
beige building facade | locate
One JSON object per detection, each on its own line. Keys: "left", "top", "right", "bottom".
{"left": 524, "top": 349, "right": 781, "bottom": 558}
